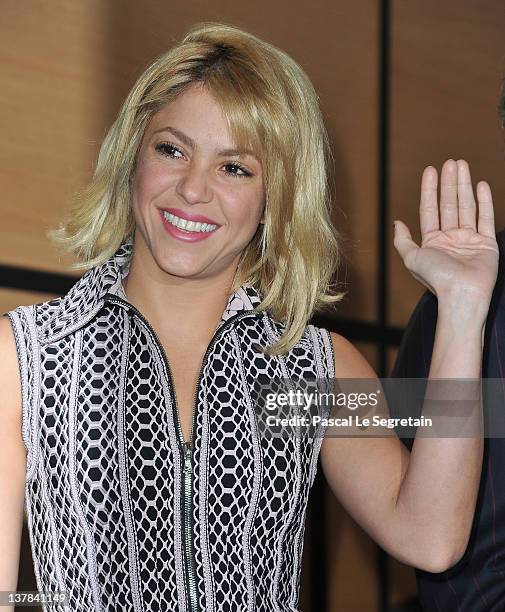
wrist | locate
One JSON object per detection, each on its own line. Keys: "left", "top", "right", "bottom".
{"left": 436, "top": 303, "right": 488, "bottom": 337}
{"left": 436, "top": 288, "right": 491, "bottom": 324}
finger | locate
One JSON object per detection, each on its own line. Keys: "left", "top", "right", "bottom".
{"left": 456, "top": 159, "right": 477, "bottom": 230}
{"left": 419, "top": 166, "right": 439, "bottom": 236}
{"left": 440, "top": 159, "right": 458, "bottom": 231}
{"left": 476, "top": 181, "right": 496, "bottom": 238}
{"left": 393, "top": 219, "right": 419, "bottom": 266}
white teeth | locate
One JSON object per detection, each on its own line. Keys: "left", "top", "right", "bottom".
{"left": 163, "top": 211, "right": 218, "bottom": 233}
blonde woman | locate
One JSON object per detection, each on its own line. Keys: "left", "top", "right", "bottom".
{"left": 0, "top": 22, "right": 498, "bottom": 611}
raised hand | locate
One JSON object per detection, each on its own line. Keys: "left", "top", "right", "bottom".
{"left": 393, "top": 159, "right": 499, "bottom": 313}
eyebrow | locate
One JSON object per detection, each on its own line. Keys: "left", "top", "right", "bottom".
{"left": 151, "top": 126, "right": 257, "bottom": 158}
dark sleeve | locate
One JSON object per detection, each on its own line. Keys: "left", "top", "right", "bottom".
{"left": 391, "top": 289, "right": 438, "bottom": 380}
{"left": 388, "top": 289, "right": 438, "bottom": 450}
{"left": 388, "top": 230, "right": 505, "bottom": 612}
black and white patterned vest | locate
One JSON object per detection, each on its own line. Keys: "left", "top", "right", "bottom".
{"left": 4, "top": 237, "right": 335, "bottom": 612}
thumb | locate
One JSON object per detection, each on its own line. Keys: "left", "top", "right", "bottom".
{"left": 393, "top": 219, "right": 418, "bottom": 262}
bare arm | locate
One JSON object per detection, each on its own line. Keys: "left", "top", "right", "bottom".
{"left": 0, "top": 314, "right": 27, "bottom": 607}
{"left": 320, "top": 159, "right": 498, "bottom": 572}
{"left": 321, "top": 313, "right": 483, "bottom": 573}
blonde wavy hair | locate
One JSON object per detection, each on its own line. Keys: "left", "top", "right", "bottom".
{"left": 47, "top": 21, "right": 347, "bottom": 355}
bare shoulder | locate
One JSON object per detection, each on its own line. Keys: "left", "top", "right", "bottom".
{"left": 0, "top": 315, "right": 23, "bottom": 429}
{"left": 329, "top": 331, "right": 377, "bottom": 379}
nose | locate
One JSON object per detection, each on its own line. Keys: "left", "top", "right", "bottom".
{"left": 175, "top": 160, "right": 213, "bottom": 205}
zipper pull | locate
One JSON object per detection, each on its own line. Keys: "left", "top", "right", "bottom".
{"left": 184, "top": 440, "right": 192, "bottom": 468}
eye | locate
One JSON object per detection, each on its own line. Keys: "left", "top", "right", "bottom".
{"left": 155, "top": 141, "right": 185, "bottom": 159}
{"left": 154, "top": 142, "right": 253, "bottom": 178}
{"left": 223, "top": 162, "right": 252, "bottom": 178}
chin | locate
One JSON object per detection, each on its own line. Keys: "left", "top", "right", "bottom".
{"left": 156, "top": 257, "right": 213, "bottom": 279}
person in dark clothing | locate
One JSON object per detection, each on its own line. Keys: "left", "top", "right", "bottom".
{"left": 392, "top": 78, "right": 505, "bottom": 610}
{"left": 392, "top": 224, "right": 505, "bottom": 612}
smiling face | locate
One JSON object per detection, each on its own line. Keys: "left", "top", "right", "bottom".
{"left": 130, "top": 82, "right": 266, "bottom": 282}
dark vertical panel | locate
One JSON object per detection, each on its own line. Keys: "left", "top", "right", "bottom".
{"left": 378, "top": 1, "right": 392, "bottom": 610}
{"left": 378, "top": 0, "right": 391, "bottom": 379}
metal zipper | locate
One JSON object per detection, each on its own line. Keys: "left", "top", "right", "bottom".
{"left": 104, "top": 292, "right": 259, "bottom": 611}
{"left": 183, "top": 440, "right": 197, "bottom": 612}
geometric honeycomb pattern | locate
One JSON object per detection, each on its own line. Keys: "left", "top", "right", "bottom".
{"left": 3, "top": 237, "right": 335, "bottom": 612}
{"left": 77, "top": 309, "right": 134, "bottom": 611}
{"left": 123, "top": 313, "right": 180, "bottom": 610}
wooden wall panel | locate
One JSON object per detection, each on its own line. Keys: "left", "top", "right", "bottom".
{"left": 0, "top": 1, "right": 113, "bottom": 271}
{"left": 327, "top": 493, "right": 379, "bottom": 612}
{"left": 389, "top": 0, "right": 505, "bottom": 327}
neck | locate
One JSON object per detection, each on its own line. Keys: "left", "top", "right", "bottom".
{"left": 121, "top": 236, "right": 239, "bottom": 341}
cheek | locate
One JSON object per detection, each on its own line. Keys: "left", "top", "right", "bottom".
{"left": 132, "top": 163, "right": 174, "bottom": 211}
{"left": 224, "top": 187, "right": 265, "bottom": 227}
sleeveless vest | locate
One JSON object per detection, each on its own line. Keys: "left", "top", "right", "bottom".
{"left": 4, "top": 237, "right": 335, "bottom": 612}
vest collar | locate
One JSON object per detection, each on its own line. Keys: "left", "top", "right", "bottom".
{"left": 37, "top": 236, "right": 264, "bottom": 344}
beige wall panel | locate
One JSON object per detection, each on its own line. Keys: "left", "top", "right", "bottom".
{"left": 390, "top": 0, "right": 505, "bottom": 327}
{"left": 326, "top": 489, "right": 378, "bottom": 611}
{"left": 0, "top": 1, "right": 111, "bottom": 271}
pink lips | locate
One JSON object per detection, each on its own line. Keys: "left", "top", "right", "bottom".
{"left": 159, "top": 209, "right": 220, "bottom": 243}
{"left": 161, "top": 207, "right": 220, "bottom": 226}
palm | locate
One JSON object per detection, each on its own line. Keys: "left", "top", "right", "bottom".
{"left": 394, "top": 160, "right": 499, "bottom": 307}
